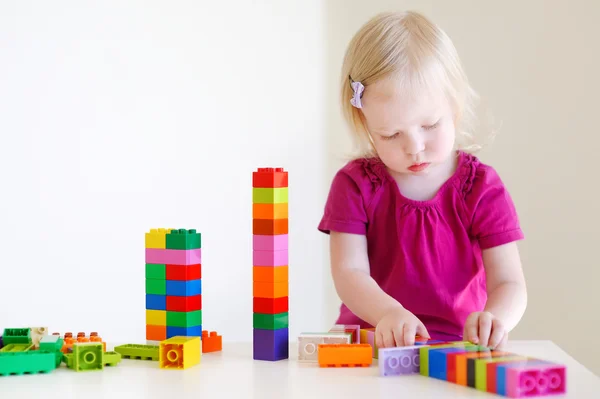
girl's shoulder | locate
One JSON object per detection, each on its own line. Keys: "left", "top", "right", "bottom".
{"left": 454, "top": 151, "right": 510, "bottom": 200}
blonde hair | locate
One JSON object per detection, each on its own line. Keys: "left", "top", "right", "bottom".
{"left": 340, "top": 10, "right": 485, "bottom": 158}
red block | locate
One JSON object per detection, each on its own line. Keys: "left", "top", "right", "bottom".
{"left": 252, "top": 167, "right": 288, "bottom": 188}
{"left": 166, "top": 295, "right": 202, "bottom": 311}
{"left": 166, "top": 264, "right": 201, "bottom": 280}
{"left": 253, "top": 297, "right": 288, "bottom": 314}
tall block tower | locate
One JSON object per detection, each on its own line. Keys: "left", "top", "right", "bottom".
{"left": 145, "top": 228, "right": 202, "bottom": 342}
{"left": 252, "top": 167, "right": 289, "bottom": 361}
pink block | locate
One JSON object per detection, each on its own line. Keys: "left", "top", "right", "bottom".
{"left": 506, "top": 363, "right": 566, "bottom": 397}
{"left": 145, "top": 248, "right": 201, "bottom": 265}
{"left": 253, "top": 234, "right": 288, "bottom": 251}
{"left": 253, "top": 250, "right": 288, "bottom": 266}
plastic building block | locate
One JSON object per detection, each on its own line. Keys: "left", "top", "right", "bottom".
{"left": 114, "top": 344, "right": 159, "bottom": 361}
{"left": 166, "top": 279, "right": 201, "bottom": 296}
{"left": 159, "top": 336, "right": 201, "bottom": 369}
{"left": 253, "top": 250, "right": 288, "bottom": 266}
{"left": 146, "top": 310, "right": 167, "bottom": 326}
{"left": 39, "top": 335, "right": 63, "bottom": 352}
{"left": 253, "top": 281, "right": 288, "bottom": 298}
{"left": 2, "top": 328, "right": 32, "bottom": 345}
{"left": 429, "top": 346, "right": 482, "bottom": 380}
{"left": 466, "top": 350, "right": 514, "bottom": 388}
{"left": 253, "top": 297, "right": 288, "bottom": 314}
{"left": 253, "top": 203, "right": 288, "bottom": 219}
{"left": 379, "top": 346, "right": 421, "bottom": 376}
{"left": 166, "top": 264, "right": 201, "bottom": 280}
{"left": 145, "top": 228, "right": 174, "bottom": 249}
{"left": 201, "top": 331, "right": 222, "bottom": 353}
{"left": 252, "top": 187, "right": 288, "bottom": 204}
{"left": 103, "top": 351, "right": 122, "bottom": 367}
{"left": 146, "top": 294, "right": 167, "bottom": 310}
{"left": 145, "top": 248, "right": 201, "bottom": 265}
{"left": 253, "top": 167, "right": 288, "bottom": 188}
{"left": 0, "top": 343, "right": 33, "bottom": 352}
{"left": 146, "top": 263, "right": 166, "bottom": 279}
{"left": 146, "top": 325, "right": 166, "bottom": 341}
{"left": 146, "top": 340, "right": 161, "bottom": 346}
{"left": 253, "top": 328, "right": 288, "bottom": 361}
{"left": 30, "top": 327, "right": 48, "bottom": 348}
{"left": 0, "top": 351, "right": 57, "bottom": 376}
{"left": 359, "top": 328, "right": 379, "bottom": 358}
{"left": 166, "top": 295, "right": 202, "bottom": 312}
{"left": 253, "top": 312, "right": 288, "bottom": 330}
{"left": 167, "top": 325, "right": 202, "bottom": 338}
{"left": 329, "top": 324, "right": 360, "bottom": 344}
{"left": 474, "top": 356, "right": 528, "bottom": 392}
{"left": 318, "top": 344, "right": 372, "bottom": 367}
{"left": 253, "top": 266, "right": 288, "bottom": 283}
{"left": 66, "top": 343, "right": 104, "bottom": 371}
{"left": 166, "top": 229, "right": 201, "bottom": 250}
{"left": 420, "top": 341, "right": 475, "bottom": 377}
{"left": 146, "top": 278, "right": 167, "bottom": 295}
{"left": 495, "top": 360, "right": 555, "bottom": 396}
{"left": 506, "top": 363, "right": 566, "bottom": 397}
{"left": 298, "top": 332, "right": 351, "bottom": 362}
{"left": 253, "top": 219, "right": 288, "bottom": 235}
{"left": 0, "top": 337, "right": 3, "bottom": 350}
{"left": 253, "top": 234, "right": 289, "bottom": 251}
{"left": 167, "top": 310, "right": 202, "bottom": 328}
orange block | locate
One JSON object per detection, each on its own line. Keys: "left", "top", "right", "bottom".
{"left": 253, "top": 219, "right": 288, "bottom": 235}
{"left": 253, "top": 266, "right": 288, "bottom": 283}
{"left": 318, "top": 343, "right": 372, "bottom": 367}
{"left": 253, "top": 203, "right": 288, "bottom": 219}
{"left": 201, "top": 330, "right": 223, "bottom": 353}
{"left": 455, "top": 351, "right": 511, "bottom": 386}
{"left": 253, "top": 281, "right": 288, "bottom": 298}
{"left": 146, "top": 324, "right": 167, "bottom": 341}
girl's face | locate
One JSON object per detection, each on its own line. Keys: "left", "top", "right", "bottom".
{"left": 360, "top": 78, "right": 456, "bottom": 177}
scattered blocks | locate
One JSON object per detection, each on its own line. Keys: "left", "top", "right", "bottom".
{"left": 201, "top": 331, "right": 222, "bottom": 353}
{"left": 63, "top": 343, "right": 104, "bottom": 372}
{"left": 2, "top": 328, "right": 32, "bottom": 346}
{"left": 159, "top": 336, "right": 201, "bottom": 369}
{"left": 298, "top": 332, "right": 351, "bottom": 362}
{"left": 329, "top": 324, "right": 360, "bottom": 344}
{"left": 379, "top": 346, "right": 421, "bottom": 376}
{"left": 30, "top": 327, "right": 48, "bottom": 349}
{"left": 0, "top": 343, "right": 33, "bottom": 353}
{"left": 0, "top": 351, "right": 57, "bottom": 376}
{"left": 318, "top": 344, "right": 372, "bottom": 367}
{"left": 103, "top": 351, "right": 122, "bottom": 367}
{"left": 114, "top": 344, "right": 159, "bottom": 361}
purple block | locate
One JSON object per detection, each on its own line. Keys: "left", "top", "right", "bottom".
{"left": 253, "top": 328, "right": 289, "bottom": 361}
{"left": 0, "top": 336, "right": 3, "bottom": 350}
{"left": 253, "top": 234, "right": 288, "bottom": 251}
{"left": 253, "top": 250, "right": 288, "bottom": 267}
{"left": 145, "top": 248, "right": 201, "bottom": 265}
{"left": 379, "top": 346, "right": 421, "bottom": 376}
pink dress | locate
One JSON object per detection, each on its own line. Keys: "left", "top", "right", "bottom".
{"left": 318, "top": 151, "right": 524, "bottom": 340}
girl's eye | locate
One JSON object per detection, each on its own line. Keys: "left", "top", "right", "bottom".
{"left": 382, "top": 132, "right": 399, "bottom": 140}
{"left": 423, "top": 121, "right": 439, "bottom": 130}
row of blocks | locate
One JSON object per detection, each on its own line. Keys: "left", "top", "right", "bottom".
{"left": 252, "top": 168, "right": 289, "bottom": 362}
{"left": 145, "top": 229, "right": 203, "bottom": 342}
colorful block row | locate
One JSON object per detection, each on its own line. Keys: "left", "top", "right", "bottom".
{"left": 253, "top": 297, "right": 288, "bottom": 314}
{"left": 253, "top": 328, "right": 288, "bottom": 361}
{"left": 252, "top": 167, "right": 288, "bottom": 188}
{"left": 253, "top": 235, "right": 288, "bottom": 251}
{"left": 252, "top": 188, "right": 288, "bottom": 204}
{"left": 146, "top": 310, "right": 202, "bottom": 327}
{"left": 253, "top": 250, "right": 288, "bottom": 266}
{"left": 145, "top": 263, "right": 201, "bottom": 280}
{"left": 145, "top": 228, "right": 201, "bottom": 250}
{"left": 253, "top": 203, "right": 288, "bottom": 219}
{"left": 145, "top": 248, "right": 201, "bottom": 265}
{"left": 253, "top": 219, "right": 288, "bottom": 235}
{"left": 146, "top": 325, "right": 202, "bottom": 341}
{"left": 253, "top": 281, "right": 288, "bottom": 298}
{"left": 145, "top": 279, "right": 201, "bottom": 296}
{"left": 146, "top": 294, "right": 201, "bottom": 311}
{"left": 253, "top": 266, "right": 288, "bottom": 283}
{"left": 253, "top": 312, "right": 288, "bottom": 330}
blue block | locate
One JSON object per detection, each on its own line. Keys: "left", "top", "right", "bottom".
{"left": 496, "top": 360, "right": 550, "bottom": 395}
{"left": 253, "top": 328, "right": 289, "bottom": 361}
{"left": 414, "top": 340, "right": 445, "bottom": 346}
{"left": 166, "top": 325, "right": 202, "bottom": 338}
{"left": 429, "top": 347, "right": 471, "bottom": 380}
{"left": 166, "top": 279, "right": 201, "bottom": 296}
{"left": 146, "top": 294, "right": 166, "bottom": 310}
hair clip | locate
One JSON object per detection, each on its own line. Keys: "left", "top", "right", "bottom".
{"left": 349, "top": 77, "right": 364, "bottom": 109}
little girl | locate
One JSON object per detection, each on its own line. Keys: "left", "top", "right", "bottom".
{"left": 318, "top": 11, "right": 527, "bottom": 350}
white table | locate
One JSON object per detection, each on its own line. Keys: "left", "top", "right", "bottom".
{"left": 0, "top": 341, "right": 598, "bottom": 398}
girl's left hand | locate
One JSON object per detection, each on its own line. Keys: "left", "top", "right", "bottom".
{"left": 463, "top": 311, "right": 508, "bottom": 349}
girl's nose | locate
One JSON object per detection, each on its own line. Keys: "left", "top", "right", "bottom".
{"left": 404, "top": 132, "right": 425, "bottom": 155}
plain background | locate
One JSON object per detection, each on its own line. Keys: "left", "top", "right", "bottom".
{"left": 1, "top": 0, "right": 599, "bottom": 377}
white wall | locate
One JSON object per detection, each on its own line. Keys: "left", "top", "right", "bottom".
{"left": 324, "top": 0, "right": 600, "bottom": 375}
{"left": 0, "top": 1, "right": 327, "bottom": 343}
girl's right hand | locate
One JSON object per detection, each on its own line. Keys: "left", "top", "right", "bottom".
{"left": 376, "top": 305, "right": 430, "bottom": 348}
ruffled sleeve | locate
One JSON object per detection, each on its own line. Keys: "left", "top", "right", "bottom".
{"left": 318, "top": 158, "right": 384, "bottom": 235}
{"left": 461, "top": 155, "right": 524, "bottom": 249}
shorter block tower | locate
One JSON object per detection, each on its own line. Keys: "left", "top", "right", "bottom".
{"left": 252, "top": 167, "right": 289, "bottom": 361}
{"left": 145, "top": 228, "right": 202, "bottom": 342}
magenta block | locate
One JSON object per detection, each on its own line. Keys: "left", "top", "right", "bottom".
{"left": 253, "top": 234, "right": 288, "bottom": 251}
{"left": 253, "top": 250, "right": 288, "bottom": 267}
{"left": 145, "top": 248, "right": 201, "bottom": 265}
{"left": 379, "top": 346, "right": 420, "bottom": 376}
{"left": 506, "top": 363, "right": 566, "bottom": 397}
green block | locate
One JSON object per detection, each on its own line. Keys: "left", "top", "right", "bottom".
{"left": 113, "top": 344, "right": 159, "bottom": 361}
{"left": 252, "top": 187, "right": 288, "bottom": 204}
{"left": 145, "top": 263, "right": 166, "bottom": 279}
{"left": 166, "top": 229, "right": 201, "bottom": 249}
{"left": 475, "top": 355, "right": 527, "bottom": 391}
{"left": 420, "top": 341, "right": 477, "bottom": 377}
{"left": 0, "top": 351, "right": 57, "bottom": 376}
{"left": 253, "top": 312, "right": 288, "bottom": 330}
{"left": 167, "top": 310, "right": 202, "bottom": 328}
{"left": 39, "top": 335, "right": 63, "bottom": 352}
{"left": 66, "top": 343, "right": 104, "bottom": 371}
{"left": 146, "top": 278, "right": 166, "bottom": 295}
{"left": 103, "top": 351, "right": 122, "bottom": 367}
{"left": 0, "top": 343, "right": 33, "bottom": 352}
{"left": 2, "top": 328, "right": 32, "bottom": 345}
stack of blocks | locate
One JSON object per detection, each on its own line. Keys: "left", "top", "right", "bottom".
{"left": 145, "top": 228, "right": 202, "bottom": 341}
{"left": 252, "top": 167, "right": 289, "bottom": 361}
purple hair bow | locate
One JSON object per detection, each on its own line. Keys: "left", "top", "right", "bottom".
{"left": 350, "top": 80, "right": 364, "bottom": 109}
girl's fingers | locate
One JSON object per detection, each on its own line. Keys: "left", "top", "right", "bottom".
{"left": 488, "top": 318, "right": 505, "bottom": 349}
{"left": 463, "top": 313, "right": 480, "bottom": 344}
{"left": 478, "top": 313, "right": 493, "bottom": 347}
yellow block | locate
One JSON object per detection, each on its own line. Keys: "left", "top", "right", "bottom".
{"left": 145, "top": 228, "right": 173, "bottom": 249}
{"left": 146, "top": 310, "right": 167, "bottom": 326}
{"left": 159, "top": 336, "right": 201, "bottom": 369}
